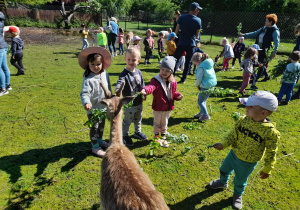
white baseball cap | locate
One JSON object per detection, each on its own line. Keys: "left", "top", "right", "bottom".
{"left": 133, "top": 35, "right": 141, "bottom": 41}
{"left": 239, "top": 91, "right": 278, "bottom": 112}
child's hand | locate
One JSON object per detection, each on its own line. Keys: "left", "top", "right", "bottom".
{"left": 140, "top": 89, "right": 147, "bottom": 95}
{"left": 197, "top": 86, "right": 202, "bottom": 91}
{"left": 259, "top": 63, "right": 264, "bottom": 67}
{"left": 84, "top": 103, "right": 92, "bottom": 111}
{"left": 177, "top": 94, "right": 183, "bottom": 100}
{"left": 213, "top": 143, "right": 223, "bottom": 150}
{"left": 260, "top": 171, "right": 270, "bottom": 179}
{"left": 280, "top": 81, "right": 282, "bottom": 84}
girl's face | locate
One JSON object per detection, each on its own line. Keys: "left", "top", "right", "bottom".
{"left": 193, "top": 60, "right": 201, "bottom": 67}
{"left": 89, "top": 57, "right": 103, "bottom": 75}
{"left": 146, "top": 32, "right": 151, "bottom": 37}
{"left": 134, "top": 40, "right": 140, "bottom": 45}
{"left": 160, "top": 67, "right": 172, "bottom": 80}
{"left": 265, "top": 19, "right": 272, "bottom": 27}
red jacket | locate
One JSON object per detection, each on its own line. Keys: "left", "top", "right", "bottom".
{"left": 143, "top": 75, "right": 181, "bottom": 111}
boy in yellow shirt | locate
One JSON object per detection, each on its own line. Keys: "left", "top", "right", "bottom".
{"left": 166, "top": 32, "right": 177, "bottom": 56}
{"left": 210, "top": 91, "right": 280, "bottom": 209}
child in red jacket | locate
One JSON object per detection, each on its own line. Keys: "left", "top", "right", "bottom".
{"left": 141, "top": 56, "right": 183, "bottom": 147}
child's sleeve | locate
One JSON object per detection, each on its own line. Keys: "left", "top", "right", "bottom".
{"left": 221, "top": 119, "right": 240, "bottom": 148}
{"left": 261, "top": 129, "right": 280, "bottom": 174}
{"left": 172, "top": 82, "right": 181, "bottom": 101}
{"left": 11, "top": 41, "right": 17, "bottom": 57}
{"left": 115, "top": 72, "right": 126, "bottom": 93}
{"left": 143, "top": 78, "right": 157, "bottom": 95}
{"left": 80, "top": 79, "right": 92, "bottom": 106}
{"left": 106, "top": 72, "right": 112, "bottom": 95}
{"left": 195, "top": 67, "right": 204, "bottom": 87}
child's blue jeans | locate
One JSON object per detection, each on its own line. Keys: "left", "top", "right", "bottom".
{"left": 277, "top": 82, "right": 296, "bottom": 102}
{"left": 197, "top": 88, "right": 210, "bottom": 116}
{"left": 219, "top": 149, "right": 258, "bottom": 195}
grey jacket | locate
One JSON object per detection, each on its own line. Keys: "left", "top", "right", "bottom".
{"left": 80, "top": 71, "right": 112, "bottom": 114}
{"left": 241, "top": 58, "right": 254, "bottom": 74}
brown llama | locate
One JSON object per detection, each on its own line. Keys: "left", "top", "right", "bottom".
{"left": 99, "top": 82, "right": 169, "bottom": 210}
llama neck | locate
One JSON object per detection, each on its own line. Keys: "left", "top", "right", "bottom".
{"left": 110, "top": 111, "right": 123, "bottom": 144}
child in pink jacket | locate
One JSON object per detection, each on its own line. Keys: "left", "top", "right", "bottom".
{"left": 141, "top": 56, "right": 183, "bottom": 147}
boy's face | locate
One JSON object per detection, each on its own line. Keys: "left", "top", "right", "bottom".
{"left": 125, "top": 52, "right": 140, "bottom": 71}
{"left": 159, "top": 35, "right": 164, "bottom": 39}
{"left": 239, "top": 38, "right": 244, "bottom": 43}
{"left": 171, "top": 37, "right": 176, "bottom": 41}
{"left": 246, "top": 105, "right": 268, "bottom": 121}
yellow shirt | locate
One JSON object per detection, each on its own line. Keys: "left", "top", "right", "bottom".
{"left": 166, "top": 40, "right": 176, "bottom": 56}
{"left": 80, "top": 29, "right": 89, "bottom": 39}
{"left": 222, "top": 116, "right": 280, "bottom": 174}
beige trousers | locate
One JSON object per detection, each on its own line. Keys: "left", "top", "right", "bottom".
{"left": 153, "top": 110, "right": 172, "bottom": 135}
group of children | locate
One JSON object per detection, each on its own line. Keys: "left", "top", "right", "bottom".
{"left": 77, "top": 22, "right": 300, "bottom": 210}
{"left": 79, "top": 45, "right": 282, "bottom": 210}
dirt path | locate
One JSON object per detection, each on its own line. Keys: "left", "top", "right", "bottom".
{"left": 12, "top": 27, "right": 79, "bottom": 44}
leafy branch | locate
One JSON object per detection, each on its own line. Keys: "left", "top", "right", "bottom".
{"left": 84, "top": 108, "right": 108, "bottom": 128}
{"left": 200, "top": 87, "right": 239, "bottom": 97}
{"left": 237, "top": 22, "right": 242, "bottom": 35}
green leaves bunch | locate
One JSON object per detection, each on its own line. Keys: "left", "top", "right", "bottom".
{"left": 237, "top": 22, "right": 242, "bottom": 35}
{"left": 201, "top": 87, "right": 237, "bottom": 97}
{"left": 231, "top": 112, "right": 244, "bottom": 121}
{"left": 84, "top": 108, "right": 108, "bottom": 128}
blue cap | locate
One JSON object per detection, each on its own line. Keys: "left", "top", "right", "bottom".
{"left": 190, "top": 2, "right": 202, "bottom": 10}
{"left": 251, "top": 44, "right": 261, "bottom": 50}
{"left": 169, "top": 32, "right": 178, "bottom": 39}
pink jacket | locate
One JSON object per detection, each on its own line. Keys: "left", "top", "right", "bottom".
{"left": 118, "top": 33, "right": 124, "bottom": 44}
{"left": 143, "top": 75, "right": 181, "bottom": 111}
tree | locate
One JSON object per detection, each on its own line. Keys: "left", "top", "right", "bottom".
{"left": 7, "top": 0, "right": 53, "bottom": 5}
{"left": 98, "top": 0, "right": 133, "bottom": 17}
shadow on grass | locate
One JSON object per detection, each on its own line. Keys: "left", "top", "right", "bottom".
{"left": 169, "top": 185, "right": 232, "bottom": 210}
{"left": 217, "top": 80, "right": 242, "bottom": 89}
{"left": 143, "top": 116, "right": 194, "bottom": 127}
{"left": 0, "top": 142, "right": 91, "bottom": 184}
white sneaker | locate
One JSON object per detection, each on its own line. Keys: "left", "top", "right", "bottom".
{"left": 231, "top": 66, "right": 234, "bottom": 69}
{"left": 114, "top": 53, "right": 118, "bottom": 57}
{"left": 111, "top": 54, "right": 114, "bottom": 58}
{"left": 92, "top": 148, "right": 106, "bottom": 158}
{"left": 176, "top": 68, "right": 182, "bottom": 72}
{"left": 0, "top": 89, "right": 9, "bottom": 96}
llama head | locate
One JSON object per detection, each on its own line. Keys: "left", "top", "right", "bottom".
{"left": 100, "top": 82, "right": 134, "bottom": 119}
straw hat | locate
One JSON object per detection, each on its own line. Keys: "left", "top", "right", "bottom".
{"left": 78, "top": 47, "right": 112, "bottom": 70}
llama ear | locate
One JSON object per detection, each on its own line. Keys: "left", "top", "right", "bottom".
{"left": 121, "top": 96, "right": 135, "bottom": 106}
{"left": 100, "top": 82, "right": 111, "bottom": 98}
{"left": 101, "top": 99, "right": 110, "bottom": 106}
{"left": 116, "top": 82, "right": 125, "bottom": 97}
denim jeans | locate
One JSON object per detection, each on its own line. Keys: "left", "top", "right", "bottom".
{"left": 0, "top": 48, "right": 10, "bottom": 89}
{"left": 119, "top": 43, "right": 124, "bottom": 54}
{"left": 277, "top": 82, "right": 296, "bottom": 102}
{"left": 82, "top": 38, "right": 89, "bottom": 50}
{"left": 197, "top": 88, "right": 210, "bottom": 116}
{"left": 108, "top": 33, "right": 117, "bottom": 54}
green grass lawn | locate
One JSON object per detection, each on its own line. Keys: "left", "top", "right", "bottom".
{"left": 0, "top": 36, "right": 299, "bottom": 209}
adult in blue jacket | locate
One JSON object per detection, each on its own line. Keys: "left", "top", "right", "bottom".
{"left": 0, "top": 12, "right": 10, "bottom": 97}
{"left": 107, "top": 17, "right": 119, "bottom": 57}
{"left": 240, "top": 14, "right": 280, "bottom": 82}
{"left": 173, "top": 2, "right": 202, "bottom": 84}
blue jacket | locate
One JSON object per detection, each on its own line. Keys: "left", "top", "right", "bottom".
{"left": 109, "top": 21, "right": 118, "bottom": 36}
{"left": 0, "top": 12, "right": 8, "bottom": 49}
{"left": 244, "top": 24, "right": 280, "bottom": 52}
{"left": 293, "top": 36, "right": 300, "bottom": 52}
{"left": 195, "top": 58, "right": 217, "bottom": 89}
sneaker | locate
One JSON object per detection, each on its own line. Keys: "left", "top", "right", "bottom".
{"left": 231, "top": 66, "right": 234, "bottom": 69}
{"left": 123, "top": 135, "right": 134, "bottom": 146}
{"left": 240, "top": 67, "right": 243, "bottom": 71}
{"left": 144, "top": 61, "right": 147, "bottom": 65}
{"left": 92, "top": 148, "right": 106, "bottom": 158}
{"left": 209, "top": 179, "right": 228, "bottom": 189}
{"left": 133, "top": 131, "right": 148, "bottom": 141}
{"left": 179, "top": 80, "right": 186, "bottom": 84}
{"left": 111, "top": 54, "right": 115, "bottom": 58}
{"left": 280, "top": 101, "right": 289, "bottom": 105}
{"left": 261, "top": 76, "right": 270, "bottom": 82}
{"left": 238, "top": 92, "right": 245, "bottom": 96}
{"left": 6, "top": 85, "right": 12, "bottom": 90}
{"left": 199, "top": 115, "right": 210, "bottom": 122}
{"left": 99, "top": 140, "right": 110, "bottom": 149}
{"left": 114, "top": 53, "right": 118, "bottom": 57}
{"left": 0, "top": 89, "right": 9, "bottom": 96}
{"left": 194, "top": 113, "right": 203, "bottom": 119}
{"left": 16, "top": 71, "right": 25, "bottom": 76}
{"left": 250, "top": 85, "right": 258, "bottom": 90}
{"left": 233, "top": 194, "right": 243, "bottom": 209}
{"left": 146, "top": 61, "right": 151, "bottom": 64}
{"left": 158, "top": 60, "right": 162, "bottom": 64}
